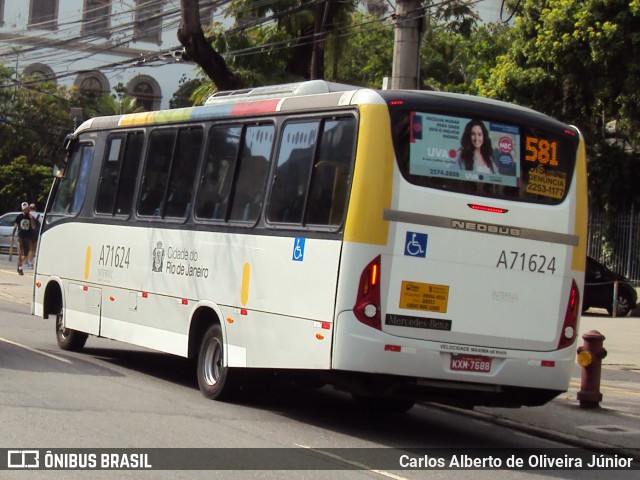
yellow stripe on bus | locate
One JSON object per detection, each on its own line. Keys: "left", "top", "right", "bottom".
{"left": 343, "top": 104, "right": 394, "bottom": 245}
{"left": 572, "top": 137, "right": 588, "bottom": 271}
{"left": 84, "top": 246, "right": 91, "bottom": 280}
{"left": 241, "top": 262, "right": 251, "bottom": 306}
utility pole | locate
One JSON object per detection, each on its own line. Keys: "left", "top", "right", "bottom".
{"left": 391, "top": 0, "right": 422, "bottom": 89}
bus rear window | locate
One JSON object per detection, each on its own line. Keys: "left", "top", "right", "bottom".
{"left": 391, "top": 110, "right": 579, "bottom": 205}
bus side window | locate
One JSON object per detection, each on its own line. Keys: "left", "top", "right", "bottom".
{"left": 229, "top": 125, "right": 274, "bottom": 222}
{"left": 96, "top": 132, "right": 144, "bottom": 216}
{"left": 195, "top": 126, "right": 241, "bottom": 221}
{"left": 267, "top": 121, "right": 318, "bottom": 224}
{"left": 114, "top": 132, "right": 144, "bottom": 215}
{"left": 164, "top": 128, "right": 203, "bottom": 218}
{"left": 305, "top": 117, "right": 356, "bottom": 226}
{"left": 96, "top": 136, "right": 122, "bottom": 214}
{"left": 138, "top": 130, "right": 175, "bottom": 217}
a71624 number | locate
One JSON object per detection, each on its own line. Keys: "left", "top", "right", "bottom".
{"left": 496, "top": 250, "right": 556, "bottom": 274}
{"left": 98, "top": 244, "right": 131, "bottom": 269}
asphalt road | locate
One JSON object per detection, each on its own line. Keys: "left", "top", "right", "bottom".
{"left": 0, "top": 254, "right": 638, "bottom": 479}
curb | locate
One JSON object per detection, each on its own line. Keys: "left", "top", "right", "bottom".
{"left": 428, "top": 403, "right": 640, "bottom": 463}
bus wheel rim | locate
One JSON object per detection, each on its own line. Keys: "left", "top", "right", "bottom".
{"left": 203, "top": 338, "right": 222, "bottom": 386}
{"left": 56, "top": 314, "right": 68, "bottom": 340}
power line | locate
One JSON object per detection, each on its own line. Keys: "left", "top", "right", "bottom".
{"left": 1, "top": 0, "right": 494, "bottom": 94}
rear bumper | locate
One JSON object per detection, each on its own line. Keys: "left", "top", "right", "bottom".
{"left": 331, "top": 311, "right": 574, "bottom": 406}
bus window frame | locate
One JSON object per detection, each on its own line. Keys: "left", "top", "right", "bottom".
{"left": 264, "top": 112, "right": 358, "bottom": 232}
{"left": 135, "top": 125, "right": 204, "bottom": 224}
{"left": 94, "top": 130, "right": 146, "bottom": 219}
{"left": 388, "top": 106, "right": 579, "bottom": 206}
{"left": 193, "top": 120, "right": 276, "bottom": 228}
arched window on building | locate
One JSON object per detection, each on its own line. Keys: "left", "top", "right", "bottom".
{"left": 74, "top": 71, "right": 110, "bottom": 95}
{"left": 127, "top": 76, "right": 161, "bottom": 111}
{"left": 22, "top": 63, "right": 56, "bottom": 83}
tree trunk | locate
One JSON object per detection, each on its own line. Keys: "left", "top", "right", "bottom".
{"left": 391, "top": 0, "right": 421, "bottom": 89}
{"left": 177, "top": 0, "right": 241, "bottom": 91}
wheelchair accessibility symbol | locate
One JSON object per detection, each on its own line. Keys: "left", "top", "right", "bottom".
{"left": 404, "top": 232, "right": 427, "bottom": 258}
{"left": 292, "top": 237, "right": 306, "bottom": 261}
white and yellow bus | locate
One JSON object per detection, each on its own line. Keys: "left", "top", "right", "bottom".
{"left": 33, "top": 81, "right": 587, "bottom": 410}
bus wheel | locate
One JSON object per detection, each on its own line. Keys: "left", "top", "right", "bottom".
{"left": 351, "top": 394, "right": 415, "bottom": 414}
{"left": 55, "top": 308, "right": 88, "bottom": 352}
{"left": 197, "top": 324, "right": 240, "bottom": 400}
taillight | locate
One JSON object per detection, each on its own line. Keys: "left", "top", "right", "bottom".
{"left": 557, "top": 279, "right": 580, "bottom": 349}
{"left": 353, "top": 256, "right": 382, "bottom": 330}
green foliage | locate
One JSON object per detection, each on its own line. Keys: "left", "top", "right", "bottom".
{"left": 476, "top": 0, "right": 640, "bottom": 212}
{"left": 326, "top": 12, "right": 393, "bottom": 87}
{"left": 170, "top": 77, "right": 204, "bottom": 108}
{"left": 478, "top": 1, "right": 640, "bottom": 146}
{"left": 0, "top": 156, "right": 52, "bottom": 212}
{"left": 420, "top": 22, "right": 511, "bottom": 93}
{"left": 0, "top": 69, "right": 75, "bottom": 212}
{"left": 586, "top": 143, "right": 640, "bottom": 214}
{"left": 72, "top": 85, "right": 144, "bottom": 119}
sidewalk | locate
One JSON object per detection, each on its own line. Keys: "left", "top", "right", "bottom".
{"left": 0, "top": 253, "right": 638, "bottom": 458}
{"left": 0, "top": 253, "right": 35, "bottom": 305}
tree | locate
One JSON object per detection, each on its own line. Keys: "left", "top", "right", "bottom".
{"left": 477, "top": 1, "right": 640, "bottom": 213}
{"left": 326, "top": 12, "right": 393, "bottom": 87}
{"left": 420, "top": 22, "right": 511, "bottom": 93}
{"left": 0, "top": 68, "right": 75, "bottom": 211}
{"left": 178, "top": 0, "right": 241, "bottom": 90}
{"left": 170, "top": 77, "right": 204, "bottom": 108}
{"left": 326, "top": 5, "right": 495, "bottom": 90}
{"left": 70, "top": 85, "right": 145, "bottom": 120}
{"left": 0, "top": 156, "right": 51, "bottom": 212}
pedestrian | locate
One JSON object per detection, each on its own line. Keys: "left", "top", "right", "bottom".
{"left": 27, "top": 203, "right": 40, "bottom": 268}
{"left": 11, "top": 202, "right": 36, "bottom": 276}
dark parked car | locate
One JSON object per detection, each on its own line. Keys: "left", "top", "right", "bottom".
{"left": 583, "top": 256, "right": 638, "bottom": 317}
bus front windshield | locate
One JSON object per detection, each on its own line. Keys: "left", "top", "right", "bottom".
{"left": 48, "top": 141, "right": 94, "bottom": 222}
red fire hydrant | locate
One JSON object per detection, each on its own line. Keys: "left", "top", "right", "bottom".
{"left": 576, "top": 330, "right": 607, "bottom": 408}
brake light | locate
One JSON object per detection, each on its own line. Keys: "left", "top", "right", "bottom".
{"left": 353, "top": 256, "right": 382, "bottom": 330}
{"left": 468, "top": 204, "right": 508, "bottom": 214}
{"left": 557, "top": 279, "right": 580, "bottom": 349}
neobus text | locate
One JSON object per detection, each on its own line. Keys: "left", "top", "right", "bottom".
{"left": 451, "top": 220, "right": 521, "bottom": 237}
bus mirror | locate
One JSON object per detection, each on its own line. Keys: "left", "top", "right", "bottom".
{"left": 63, "top": 134, "right": 75, "bottom": 151}
{"left": 53, "top": 164, "right": 63, "bottom": 178}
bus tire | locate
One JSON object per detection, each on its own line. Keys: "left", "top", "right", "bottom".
{"left": 351, "top": 394, "right": 415, "bottom": 414}
{"left": 197, "top": 323, "right": 241, "bottom": 401}
{"left": 55, "top": 308, "right": 88, "bottom": 352}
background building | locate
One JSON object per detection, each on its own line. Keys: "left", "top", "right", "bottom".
{"left": 0, "top": 1, "right": 217, "bottom": 110}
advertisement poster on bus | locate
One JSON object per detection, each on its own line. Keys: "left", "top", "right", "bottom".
{"left": 408, "top": 113, "right": 521, "bottom": 187}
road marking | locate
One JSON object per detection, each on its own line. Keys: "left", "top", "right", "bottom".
{"left": 294, "top": 444, "right": 408, "bottom": 479}
{"left": 0, "top": 337, "right": 71, "bottom": 364}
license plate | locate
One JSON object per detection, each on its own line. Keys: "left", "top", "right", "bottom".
{"left": 450, "top": 354, "right": 492, "bottom": 373}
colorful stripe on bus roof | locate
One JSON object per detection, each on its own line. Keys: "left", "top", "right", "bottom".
{"left": 117, "top": 99, "right": 282, "bottom": 127}
{"left": 77, "top": 91, "right": 355, "bottom": 133}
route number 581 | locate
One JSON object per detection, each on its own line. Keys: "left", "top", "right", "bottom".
{"left": 525, "top": 137, "right": 558, "bottom": 166}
